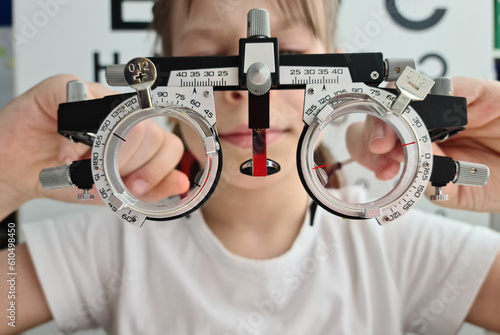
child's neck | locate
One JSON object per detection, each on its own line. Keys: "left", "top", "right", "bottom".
{"left": 201, "top": 171, "right": 310, "bottom": 260}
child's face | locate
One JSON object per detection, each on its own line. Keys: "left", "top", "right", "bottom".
{"left": 169, "top": 0, "right": 328, "bottom": 190}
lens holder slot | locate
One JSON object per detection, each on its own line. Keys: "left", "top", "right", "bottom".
{"left": 92, "top": 94, "right": 221, "bottom": 226}
{"left": 298, "top": 85, "right": 433, "bottom": 225}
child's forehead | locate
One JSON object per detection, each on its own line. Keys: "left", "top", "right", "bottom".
{"left": 156, "top": 0, "right": 336, "bottom": 55}
{"left": 177, "top": 0, "right": 321, "bottom": 29}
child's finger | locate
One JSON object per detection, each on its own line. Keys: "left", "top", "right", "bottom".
{"left": 346, "top": 117, "right": 403, "bottom": 180}
{"left": 122, "top": 128, "right": 186, "bottom": 198}
{"left": 367, "top": 116, "right": 399, "bottom": 155}
{"left": 133, "top": 170, "right": 190, "bottom": 203}
{"left": 117, "top": 119, "right": 182, "bottom": 176}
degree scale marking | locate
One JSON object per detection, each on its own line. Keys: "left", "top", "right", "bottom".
{"left": 312, "top": 165, "right": 328, "bottom": 170}
{"left": 113, "top": 133, "right": 126, "bottom": 142}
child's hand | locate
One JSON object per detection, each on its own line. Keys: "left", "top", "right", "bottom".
{"left": 117, "top": 117, "right": 189, "bottom": 203}
{"left": 0, "top": 75, "right": 188, "bottom": 219}
{"left": 346, "top": 77, "right": 500, "bottom": 213}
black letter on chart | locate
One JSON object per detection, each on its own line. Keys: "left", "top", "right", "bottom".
{"left": 385, "top": 0, "right": 446, "bottom": 30}
{"left": 94, "top": 52, "right": 120, "bottom": 83}
{"left": 419, "top": 53, "right": 448, "bottom": 78}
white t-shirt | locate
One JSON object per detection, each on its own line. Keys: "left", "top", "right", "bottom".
{"left": 24, "top": 199, "right": 500, "bottom": 335}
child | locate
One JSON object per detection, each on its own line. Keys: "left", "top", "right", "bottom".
{"left": 1, "top": 0, "right": 500, "bottom": 334}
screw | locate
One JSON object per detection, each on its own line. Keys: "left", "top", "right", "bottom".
{"left": 204, "top": 90, "right": 211, "bottom": 97}
{"left": 471, "top": 168, "right": 477, "bottom": 173}
{"left": 308, "top": 88, "right": 315, "bottom": 95}
{"left": 383, "top": 216, "right": 389, "bottom": 222}
{"left": 370, "top": 71, "right": 380, "bottom": 80}
{"left": 94, "top": 165, "right": 100, "bottom": 171}
{"left": 132, "top": 216, "right": 138, "bottom": 223}
{"left": 423, "top": 162, "right": 430, "bottom": 168}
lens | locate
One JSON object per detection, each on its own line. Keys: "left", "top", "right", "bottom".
{"left": 298, "top": 94, "right": 421, "bottom": 219}
{"left": 314, "top": 112, "right": 404, "bottom": 202}
{"left": 103, "top": 105, "right": 221, "bottom": 220}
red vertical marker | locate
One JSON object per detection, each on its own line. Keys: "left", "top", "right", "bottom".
{"left": 252, "top": 129, "right": 267, "bottom": 176}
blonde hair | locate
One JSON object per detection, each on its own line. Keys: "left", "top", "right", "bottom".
{"left": 152, "top": 0, "right": 340, "bottom": 56}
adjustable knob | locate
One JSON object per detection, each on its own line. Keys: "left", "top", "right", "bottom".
{"left": 107, "top": 58, "right": 157, "bottom": 108}
{"left": 247, "top": 62, "right": 271, "bottom": 96}
{"left": 106, "top": 64, "right": 127, "bottom": 86}
{"left": 430, "top": 78, "right": 453, "bottom": 96}
{"left": 123, "top": 58, "right": 157, "bottom": 91}
{"left": 40, "top": 163, "right": 96, "bottom": 200}
{"left": 247, "top": 9, "right": 270, "bottom": 38}
{"left": 430, "top": 186, "right": 448, "bottom": 202}
{"left": 453, "top": 161, "right": 490, "bottom": 186}
{"left": 384, "top": 59, "right": 416, "bottom": 81}
{"left": 67, "top": 80, "right": 88, "bottom": 102}
{"left": 40, "top": 165, "right": 73, "bottom": 190}
{"left": 77, "top": 189, "right": 95, "bottom": 200}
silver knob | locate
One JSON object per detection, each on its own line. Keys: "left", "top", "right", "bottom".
{"left": 67, "top": 80, "right": 88, "bottom": 102}
{"left": 106, "top": 64, "right": 127, "bottom": 86}
{"left": 430, "top": 78, "right": 453, "bottom": 96}
{"left": 384, "top": 59, "right": 416, "bottom": 81}
{"left": 40, "top": 165, "right": 73, "bottom": 190}
{"left": 430, "top": 186, "right": 448, "bottom": 202}
{"left": 247, "top": 9, "right": 270, "bottom": 38}
{"left": 453, "top": 161, "right": 490, "bottom": 186}
{"left": 77, "top": 189, "right": 95, "bottom": 201}
{"left": 246, "top": 62, "right": 271, "bottom": 96}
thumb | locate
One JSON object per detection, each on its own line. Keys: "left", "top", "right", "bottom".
{"left": 345, "top": 116, "right": 403, "bottom": 180}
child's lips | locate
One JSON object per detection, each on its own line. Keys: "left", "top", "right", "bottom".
{"left": 219, "top": 129, "right": 286, "bottom": 149}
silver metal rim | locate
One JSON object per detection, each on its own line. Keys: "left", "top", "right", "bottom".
{"left": 298, "top": 91, "right": 432, "bottom": 221}
{"left": 93, "top": 102, "right": 220, "bottom": 222}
